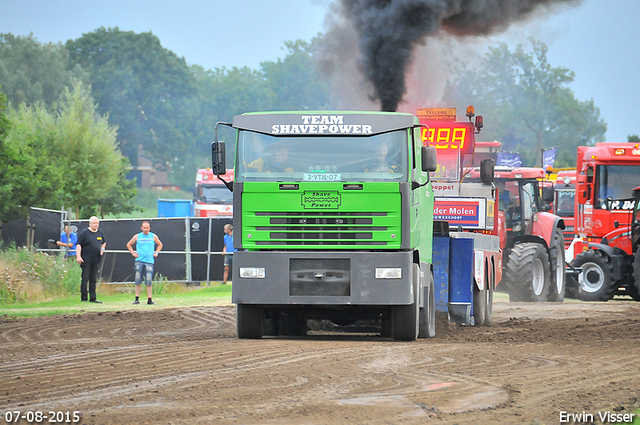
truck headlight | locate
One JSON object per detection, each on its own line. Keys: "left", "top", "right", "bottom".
{"left": 240, "top": 267, "right": 266, "bottom": 278}
{"left": 375, "top": 268, "right": 402, "bottom": 279}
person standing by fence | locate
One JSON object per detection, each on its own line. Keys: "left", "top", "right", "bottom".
{"left": 57, "top": 225, "right": 77, "bottom": 260}
{"left": 222, "top": 223, "right": 235, "bottom": 284}
{"left": 76, "top": 216, "right": 106, "bottom": 303}
{"left": 126, "top": 221, "right": 163, "bottom": 305}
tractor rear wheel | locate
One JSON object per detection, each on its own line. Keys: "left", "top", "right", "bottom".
{"left": 572, "top": 250, "right": 616, "bottom": 301}
{"left": 630, "top": 249, "right": 640, "bottom": 301}
{"left": 548, "top": 227, "right": 567, "bottom": 302}
{"left": 505, "top": 243, "right": 550, "bottom": 302}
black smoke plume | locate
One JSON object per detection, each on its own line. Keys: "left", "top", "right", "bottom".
{"left": 337, "top": 0, "right": 582, "bottom": 111}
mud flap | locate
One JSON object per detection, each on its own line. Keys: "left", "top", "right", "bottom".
{"left": 448, "top": 238, "right": 474, "bottom": 325}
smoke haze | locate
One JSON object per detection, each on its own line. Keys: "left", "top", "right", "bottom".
{"left": 326, "top": 0, "right": 582, "bottom": 111}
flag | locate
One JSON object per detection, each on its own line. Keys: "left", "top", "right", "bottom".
{"left": 542, "top": 147, "right": 557, "bottom": 169}
{"left": 496, "top": 152, "right": 522, "bottom": 167}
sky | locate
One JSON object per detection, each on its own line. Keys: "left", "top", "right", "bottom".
{"left": 1, "top": 0, "right": 639, "bottom": 143}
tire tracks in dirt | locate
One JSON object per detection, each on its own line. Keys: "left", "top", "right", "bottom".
{"left": 1, "top": 303, "right": 639, "bottom": 424}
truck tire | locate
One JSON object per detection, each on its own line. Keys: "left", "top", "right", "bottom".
{"left": 473, "top": 285, "right": 486, "bottom": 326}
{"left": 391, "top": 265, "right": 419, "bottom": 341}
{"left": 629, "top": 249, "right": 640, "bottom": 301}
{"left": 505, "top": 243, "right": 550, "bottom": 302}
{"left": 547, "top": 227, "right": 566, "bottom": 302}
{"left": 419, "top": 269, "right": 436, "bottom": 338}
{"left": 572, "top": 250, "right": 616, "bottom": 301}
{"left": 474, "top": 267, "right": 494, "bottom": 326}
{"left": 236, "top": 304, "right": 264, "bottom": 339}
{"left": 485, "top": 284, "right": 494, "bottom": 326}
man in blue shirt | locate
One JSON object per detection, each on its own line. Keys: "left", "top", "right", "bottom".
{"left": 222, "top": 223, "right": 236, "bottom": 284}
{"left": 56, "top": 225, "right": 77, "bottom": 259}
{"left": 126, "top": 221, "right": 163, "bottom": 305}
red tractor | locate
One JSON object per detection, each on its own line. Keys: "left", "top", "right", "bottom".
{"left": 468, "top": 166, "right": 567, "bottom": 302}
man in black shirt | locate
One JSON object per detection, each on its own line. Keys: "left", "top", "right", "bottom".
{"left": 76, "top": 216, "right": 106, "bottom": 303}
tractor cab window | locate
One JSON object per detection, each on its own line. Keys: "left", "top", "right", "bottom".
{"left": 521, "top": 181, "right": 537, "bottom": 234}
{"left": 497, "top": 181, "right": 521, "bottom": 232}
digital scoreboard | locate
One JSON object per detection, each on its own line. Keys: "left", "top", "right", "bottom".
{"left": 420, "top": 122, "right": 474, "bottom": 154}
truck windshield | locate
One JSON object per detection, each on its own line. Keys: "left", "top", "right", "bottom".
{"left": 198, "top": 185, "right": 234, "bottom": 204}
{"left": 595, "top": 164, "right": 640, "bottom": 207}
{"left": 235, "top": 130, "right": 409, "bottom": 182}
{"left": 555, "top": 188, "right": 575, "bottom": 217}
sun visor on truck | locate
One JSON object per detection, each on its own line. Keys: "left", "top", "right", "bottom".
{"left": 232, "top": 112, "right": 416, "bottom": 136}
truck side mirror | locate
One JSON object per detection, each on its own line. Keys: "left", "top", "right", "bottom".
{"left": 480, "top": 158, "right": 494, "bottom": 184}
{"left": 211, "top": 141, "right": 227, "bottom": 175}
{"left": 421, "top": 146, "right": 437, "bottom": 172}
{"left": 542, "top": 186, "right": 554, "bottom": 204}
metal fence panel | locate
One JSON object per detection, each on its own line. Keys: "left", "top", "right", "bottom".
{"left": 2, "top": 210, "right": 233, "bottom": 284}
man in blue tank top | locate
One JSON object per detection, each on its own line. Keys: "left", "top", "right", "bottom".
{"left": 126, "top": 221, "right": 163, "bottom": 305}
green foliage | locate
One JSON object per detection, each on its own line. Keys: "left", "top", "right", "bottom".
{"left": 0, "top": 246, "right": 81, "bottom": 304}
{"left": 54, "top": 81, "right": 125, "bottom": 217}
{"left": 1, "top": 101, "right": 65, "bottom": 222}
{"left": 63, "top": 28, "right": 333, "bottom": 190}
{"left": 0, "top": 33, "right": 89, "bottom": 107}
{"left": 81, "top": 156, "right": 140, "bottom": 219}
{"left": 1, "top": 80, "right": 135, "bottom": 221}
{"left": 66, "top": 27, "right": 196, "bottom": 166}
{"left": 628, "top": 135, "right": 640, "bottom": 144}
{"left": 443, "top": 39, "right": 607, "bottom": 167}
{"left": 0, "top": 86, "right": 14, "bottom": 222}
{"left": 262, "top": 39, "right": 332, "bottom": 111}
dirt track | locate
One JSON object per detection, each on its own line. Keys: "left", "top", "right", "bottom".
{"left": 1, "top": 301, "right": 639, "bottom": 425}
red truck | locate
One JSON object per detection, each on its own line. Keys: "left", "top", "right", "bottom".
{"left": 193, "top": 168, "right": 234, "bottom": 217}
{"left": 569, "top": 143, "right": 640, "bottom": 300}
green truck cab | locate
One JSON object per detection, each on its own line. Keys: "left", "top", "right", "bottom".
{"left": 212, "top": 111, "right": 439, "bottom": 340}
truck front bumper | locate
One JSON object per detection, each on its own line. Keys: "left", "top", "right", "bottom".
{"left": 232, "top": 250, "right": 414, "bottom": 305}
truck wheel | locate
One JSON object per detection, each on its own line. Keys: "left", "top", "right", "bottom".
{"left": 236, "top": 304, "right": 264, "bottom": 339}
{"left": 419, "top": 269, "right": 436, "bottom": 338}
{"left": 485, "top": 285, "right": 494, "bottom": 326}
{"left": 629, "top": 250, "right": 640, "bottom": 301}
{"left": 473, "top": 286, "right": 486, "bottom": 326}
{"left": 572, "top": 250, "right": 616, "bottom": 301}
{"left": 392, "top": 265, "right": 419, "bottom": 341}
{"left": 547, "top": 227, "right": 566, "bottom": 302}
{"left": 505, "top": 243, "right": 550, "bottom": 302}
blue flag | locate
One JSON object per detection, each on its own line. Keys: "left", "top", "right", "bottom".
{"left": 542, "top": 147, "right": 557, "bottom": 169}
{"left": 496, "top": 152, "right": 522, "bottom": 167}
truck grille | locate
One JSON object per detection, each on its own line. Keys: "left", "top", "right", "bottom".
{"left": 249, "top": 212, "right": 392, "bottom": 246}
{"left": 563, "top": 226, "right": 575, "bottom": 248}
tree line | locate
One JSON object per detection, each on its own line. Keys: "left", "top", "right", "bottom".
{"left": 0, "top": 28, "right": 610, "bottom": 223}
